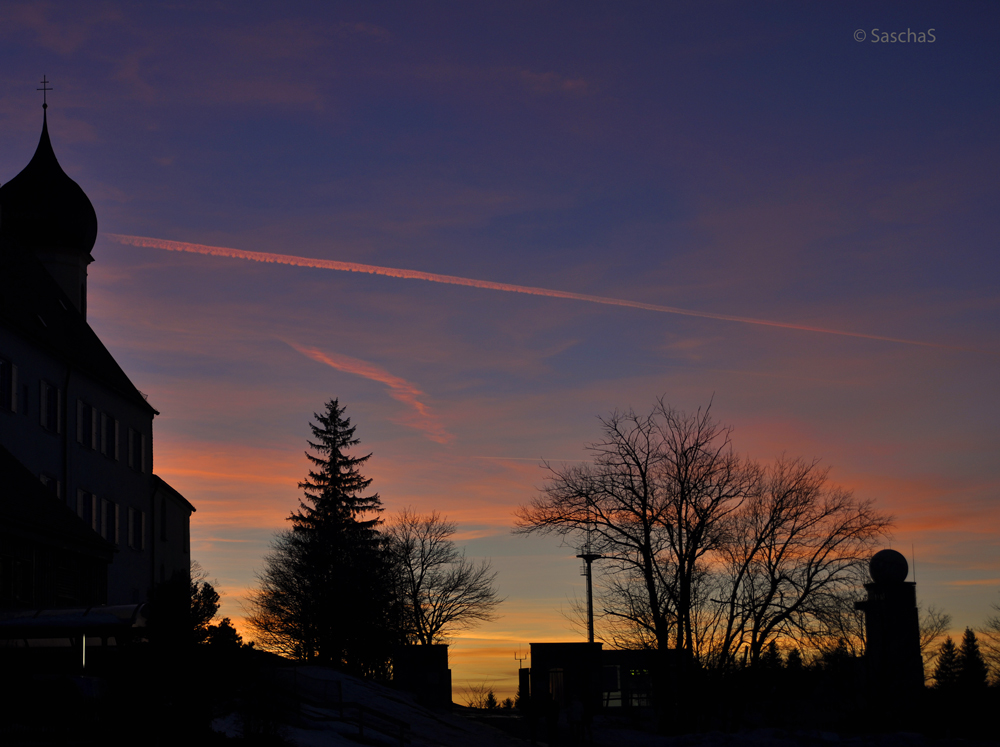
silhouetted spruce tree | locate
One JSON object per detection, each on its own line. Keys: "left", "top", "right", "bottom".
{"left": 759, "top": 640, "right": 783, "bottom": 670}
{"left": 203, "top": 617, "right": 244, "bottom": 649}
{"left": 956, "top": 628, "right": 989, "bottom": 692}
{"left": 294, "top": 399, "right": 394, "bottom": 675}
{"left": 932, "top": 637, "right": 960, "bottom": 689}
{"left": 785, "top": 647, "right": 803, "bottom": 670}
{"left": 247, "top": 400, "right": 396, "bottom": 677}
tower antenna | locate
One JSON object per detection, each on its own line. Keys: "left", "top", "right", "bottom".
{"left": 515, "top": 646, "right": 528, "bottom": 670}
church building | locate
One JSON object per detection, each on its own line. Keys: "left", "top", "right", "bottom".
{"left": 0, "top": 99, "right": 194, "bottom": 614}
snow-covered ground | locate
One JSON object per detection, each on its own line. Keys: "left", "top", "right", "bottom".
{"left": 211, "top": 668, "right": 998, "bottom": 747}
{"left": 212, "top": 664, "right": 528, "bottom": 746}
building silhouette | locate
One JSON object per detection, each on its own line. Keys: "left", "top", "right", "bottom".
{"left": 0, "top": 103, "right": 194, "bottom": 618}
{"left": 855, "top": 548, "right": 924, "bottom": 693}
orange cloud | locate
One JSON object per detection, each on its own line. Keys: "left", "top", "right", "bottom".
{"left": 105, "top": 234, "right": 972, "bottom": 351}
{"left": 947, "top": 579, "right": 1000, "bottom": 587}
{"left": 287, "top": 341, "right": 451, "bottom": 444}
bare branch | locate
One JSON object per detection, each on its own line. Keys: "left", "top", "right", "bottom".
{"left": 387, "top": 509, "right": 503, "bottom": 644}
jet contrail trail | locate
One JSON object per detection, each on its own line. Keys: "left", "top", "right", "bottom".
{"left": 106, "top": 233, "right": 960, "bottom": 350}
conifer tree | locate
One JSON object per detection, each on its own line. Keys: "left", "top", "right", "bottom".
{"left": 933, "top": 637, "right": 960, "bottom": 689}
{"left": 247, "top": 400, "right": 397, "bottom": 676}
{"left": 293, "top": 399, "right": 383, "bottom": 533}
{"left": 956, "top": 627, "right": 989, "bottom": 691}
{"left": 785, "top": 647, "right": 804, "bottom": 672}
{"left": 759, "top": 640, "right": 783, "bottom": 670}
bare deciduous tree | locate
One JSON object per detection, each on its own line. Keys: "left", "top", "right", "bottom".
{"left": 798, "top": 580, "right": 869, "bottom": 661}
{"left": 515, "top": 400, "right": 752, "bottom": 657}
{"left": 244, "top": 530, "right": 316, "bottom": 659}
{"left": 980, "top": 596, "right": 1000, "bottom": 683}
{"left": 462, "top": 680, "right": 499, "bottom": 709}
{"left": 387, "top": 509, "right": 502, "bottom": 644}
{"left": 515, "top": 398, "right": 892, "bottom": 669}
{"left": 919, "top": 604, "right": 952, "bottom": 672}
{"left": 712, "top": 457, "right": 890, "bottom": 668}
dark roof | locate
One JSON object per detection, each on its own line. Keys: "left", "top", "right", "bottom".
{"left": 0, "top": 109, "right": 98, "bottom": 257}
{"left": 152, "top": 474, "right": 197, "bottom": 514}
{"left": 0, "top": 604, "right": 147, "bottom": 639}
{"left": 0, "top": 444, "right": 114, "bottom": 561}
{"left": 0, "top": 246, "right": 157, "bottom": 415}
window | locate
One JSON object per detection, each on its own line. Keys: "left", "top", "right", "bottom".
{"left": 160, "top": 496, "right": 168, "bottom": 542}
{"left": 77, "top": 489, "right": 97, "bottom": 531}
{"left": 77, "top": 400, "right": 97, "bottom": 449}
{"left": 40, "top": 381, "right": 60, "bottom": 432}
{"left": 128, "top": 508, "right": 146, "bottom": 550}
{"left": 101, "top": 414, "right": 119, "bottom": 459}
{"left": 127, "top": 428, "right": 146, "bottom": 472}
{"left": 102, "top": 499, "right": 119, "bottom": 545}
{"left": 0, "top": 556, "right": 31, "bottom": 604}
{"left": 0, "top": 357, "right": 16, "bottom": 412}
{"left": 39, "top": 473, "right": 61, "bottom": 500}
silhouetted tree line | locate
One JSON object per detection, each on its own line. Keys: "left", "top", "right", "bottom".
{"left": 669, "top": 630, "right": 997, "bottom": 738}
{"left": 244, "top": 399, "right": 500, "bottom": 677}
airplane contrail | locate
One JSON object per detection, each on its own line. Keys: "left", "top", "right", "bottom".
{"left": 106, "top": 233, "right": 961, "bottom": 350}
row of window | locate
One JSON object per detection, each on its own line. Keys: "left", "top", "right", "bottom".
{"left": 76, "top": 399, "right": 146, "bottom": 472}
{"left": 76, "top": 489, "right": 146, "bottom": 550}
{"left": 4, "top": 355, "right": 173, "bottom": 553}
{"left": 0, "top": 356, "right": 147, "bottom": 473}
{"left": 39, "top": 475, "right": 167, "bottom": 549}
{"left": 0, "top": 555, "right": 31, "bottom": 604}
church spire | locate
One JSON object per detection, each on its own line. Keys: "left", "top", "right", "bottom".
{"left": 0, "top": 80, "right": 98, "bottom": 317}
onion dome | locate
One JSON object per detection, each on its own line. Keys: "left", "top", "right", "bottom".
{"left": 0, "top": 109, "right": 98, "bottom": 257}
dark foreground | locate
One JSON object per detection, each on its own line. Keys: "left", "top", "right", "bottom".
{"left": 1, "top": 645, "right": 997, "bottom": 746}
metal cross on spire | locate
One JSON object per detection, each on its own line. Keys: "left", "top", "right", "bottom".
{"left": 38, "top": 75, "right": 52, "bottom": 109}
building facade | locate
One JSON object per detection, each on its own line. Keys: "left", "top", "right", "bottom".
{"left": 0, "top": 106, "right": 194, "bottom": 611}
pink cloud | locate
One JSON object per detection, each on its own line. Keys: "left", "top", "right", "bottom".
{"left": 287, "top": 341, "right": 451, "bottom": 444}
{"left": 519, "top": 69, "right": 590, "bottom": 95}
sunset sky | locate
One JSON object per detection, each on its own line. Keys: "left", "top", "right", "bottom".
{"left": 1, "top": 2, "right": 998, "bottom": 698}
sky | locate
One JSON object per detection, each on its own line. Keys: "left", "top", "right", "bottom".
{"left": 1, "top": 1, "right": 998, "bottom": 699}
